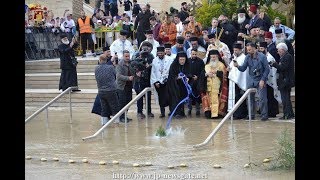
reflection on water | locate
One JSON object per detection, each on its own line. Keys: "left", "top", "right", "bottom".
{"left": 26, "top": 107, "right": 295, "bottom": 180}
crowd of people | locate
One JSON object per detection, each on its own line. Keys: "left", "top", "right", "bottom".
{"left": 55, "top": 1, "right": 295, "bottom": 125}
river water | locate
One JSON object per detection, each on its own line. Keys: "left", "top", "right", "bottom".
{"left": 25, "top": 107, "right": 295, "bottom": 180}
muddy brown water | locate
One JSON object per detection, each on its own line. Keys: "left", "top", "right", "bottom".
{"left": 25, "top": 107, "right": 294, "bottom": 180}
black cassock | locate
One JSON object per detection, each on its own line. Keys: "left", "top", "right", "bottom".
{"left": 167, "top": 58, "right": 192, "bottom": 116}
{"left": 154, "top": 82, "right": 169, "bottom": 107}
{"left": 189, "top": 57, "right": 205, "bottom": 104}
{"left": 58, "top": 43, "right": 78, "bottom": 91}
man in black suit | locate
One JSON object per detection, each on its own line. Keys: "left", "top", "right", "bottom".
{"left": 271, "top": 42, "right": 295, "bottom": 120}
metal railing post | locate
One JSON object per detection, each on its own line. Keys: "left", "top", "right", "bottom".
{"left": 231, "top": 115, "right": 234, "bottom": 139}
{"left": 82, "top": 87, "right": 153, "bottom": 141}
{"left": 45, "top": 108, "right": 49, "bottom": 127}
{"left": 69, "top": 90, "right": 72, "bottom": 124}
{"left": 125, "top": 111, "right": 128, "bottom": 133}
{"left": 145, "top": 92, "right": 148, "bottom": 128}
{"left": 193, "top": 88, "right": 257, "bottom": 148}
{"left": 25, "top": 87, "right": 76, "bottom": 124}
{"left": 247, "top": 92, "right": 252, "bottom": 133}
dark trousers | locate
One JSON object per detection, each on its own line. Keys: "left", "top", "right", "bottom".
{"left": 233, "top": 84, "right": 248, "bottom": 119}
{"left": 280, "top": 88, "right": 294, "bottom": 118}
{"left": 160, "top": 106, "right": 165, "bottom": 115}
{"left": 267, "top": 85, "right": 279, "bottom": 117}
{"left": 136, "top": 31, "right": 146, "bottom": 47}
{"left": 110, "top": 4, "right": 118, "bottom": 17}
{"left": 98, "top": 90, "right": 120, "bottom": 117}
{"left": 134, "top": 82, "right": 151, "bottom": 114}
{"left": 104, "top": 4, "right": 110, "bottom": 16}
{"left": 80, "top": 33, "right": 94, "bottom": 55}
{"left": 117, "top": 85, "right": 133, "bottom": 119}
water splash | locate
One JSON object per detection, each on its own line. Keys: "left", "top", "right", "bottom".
{"left": 153, "top": 126, "right": 187, "bottom": 139}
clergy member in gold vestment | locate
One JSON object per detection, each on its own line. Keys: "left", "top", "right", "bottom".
{"left": 199, "top": 49, "right": 228, "bottom": 119}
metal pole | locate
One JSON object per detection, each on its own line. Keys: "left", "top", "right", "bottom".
{"left": 125, "top": 111, "right": 128, "bottom": 133}
{"left": 231, "top": 115, "right": 234, "bottom": 139}
{"left": 248, "top": 91, "right": 252, "bottom": 133}
{"left": 231, "top": 83, "right": 234, "bottom": 139}
{"left": 145, "top": 92, "right": 148, "bottom": 128}
{"left": 69, "top": 90, "right": 72, "bottom": 124}
{"left": 45, "top": 108, "right": 49, "bottom": 127}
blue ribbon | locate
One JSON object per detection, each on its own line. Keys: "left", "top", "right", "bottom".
{"left": 165, "top": 72, "right": 199, "bottom": 129}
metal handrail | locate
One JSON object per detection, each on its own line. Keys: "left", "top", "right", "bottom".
{"left": 193, "top": 88, "right": 257, "bottom": 148}
{"left": 82, "top": 87, "right": 153, "bottom": 141}
{"left": 25, "top": 86, "right": 78, "bottom": 124}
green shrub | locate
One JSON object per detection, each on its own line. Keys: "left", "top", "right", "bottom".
{"left": 270, "top": 128, "right": 295, "bottom": 170}
{"left": 265, "top": 7, "right": 287, "bottom": 25}
{"left": 196, "top": 0, "right": 238, "bottom": 28}
{"left": 156, "top": 125, "right": 167, "bottom": 137}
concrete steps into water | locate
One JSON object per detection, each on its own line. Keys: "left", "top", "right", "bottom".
{"left": 25, "top": 89, "right": 159, "bottom": 109}
{"left": 25, "top": 58, "right": 295, "bottom": 113}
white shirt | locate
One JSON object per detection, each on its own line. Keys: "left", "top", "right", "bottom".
{"left": 61, "top": 19, "right": 75, "bottom": 33}
{"left": 228, "top": 53, "right": 249, "bottom": 112}
{"left": 266, "top": 52, "right": 281, "bottom": 103}
{"left": 269, "top": 24, "right": 295, "bottom": 42}
{"left": 150, "top": 56, "right": 174, "bottom": 85}
{"left": 176, "top": 21, "right": 183, "bottom": 37}
{"left": 110, "top": 39, "right": 135, "bottom": 60}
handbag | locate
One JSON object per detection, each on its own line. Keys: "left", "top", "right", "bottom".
{"left": 71, "top": 56, "right": 78, "bottom": 67}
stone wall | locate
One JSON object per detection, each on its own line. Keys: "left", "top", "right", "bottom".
{"left": 25, "top": 0, "right": 190, "bottom": 18}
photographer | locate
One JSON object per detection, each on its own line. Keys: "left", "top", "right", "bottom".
{"left": 131, "top": 42, "right": 155, "bottom": 119}
{"left": 233, "top": 42, "right": 269, "bottom": 121}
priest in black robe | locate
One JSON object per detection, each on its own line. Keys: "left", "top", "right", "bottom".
{"left": 167, "top": 51, "right": 192, "bottom": 119}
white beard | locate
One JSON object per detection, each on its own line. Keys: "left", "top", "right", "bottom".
{"left": 62, "top": 39, "right": 69, "bottom": 45}
{"left": 147, "top": 38, "right": 154, "bottom": 44}
{"left": 275, "top": 37, "right": 285, "bottom": 45}
{"left": 237, "top": 15, "right": 246, "bottom": 24}
{"left": 210, "top": 59, "right": 217, "bottom": 67}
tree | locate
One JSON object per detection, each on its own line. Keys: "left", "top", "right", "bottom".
{"left": 237, "top": 0, "right": 294, "bottom": 27}
{"left": 196, "top": 0, "right": 238, "bottom": 27}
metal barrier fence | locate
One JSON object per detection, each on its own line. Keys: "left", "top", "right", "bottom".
{"left": 25, "top": 27, "right": 121, "bottom": 60}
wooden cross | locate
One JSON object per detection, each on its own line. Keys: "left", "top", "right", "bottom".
{"left": 190, "top": 0, "right": 198, "bottom": 15}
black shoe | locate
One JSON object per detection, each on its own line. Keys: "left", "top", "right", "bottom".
{"left": 148, "top": 113, "right": 154, "bottom": 118}
{"left": 278, "top": 116, "right": 286, "bottom": 120}
{"left": 82, "top": 54, "right": 86, "bottom": 58}
{"left": 261, "top": 117, "right": 268, "bottom": 121}
{"left": 245, "top": 116, "right": 255, "bottom": 120}
{"left": 92, "top": 53, "right": 96, "bottom": 57}
{"left": 137, "top": 113, "right": 146, "bottom": 119}
{"left": 159, "top": 114, "right": 165, "bottom": 118}
{"left": 196, "top": 111, "right": 200, "bottom": 116}
{"left": 286, "top": 115, "right": 295, "bottom": 120}
{"left": 72, "top": 89, "right": 81, "bottom": 92}
{"left": 188, "top": 110, "right": 191, "bottom": 115}
{"left": 127, "top": 117, "right": 133, "bottom": 122}
{"left": 175, "top": 114, "right": 186, "bottom": 119}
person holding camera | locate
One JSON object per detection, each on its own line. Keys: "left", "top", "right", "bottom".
{"left": 58, "top": 33, "right": 80, "bottom": 92}
{"left": 233, "top": 42, "right": 270, "bottom": 121}
{"left": 150, "top": 46, "right": 174, "bottom": 118}
{"left": 131, "top": 43, "right": 155, "bottom": 119}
